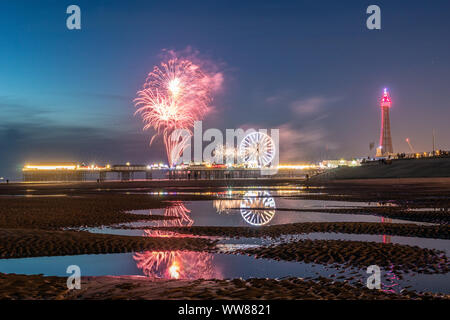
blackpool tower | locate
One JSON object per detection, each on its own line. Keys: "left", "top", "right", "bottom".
{"left": 376, "top": 88, "right": 393, "bottom": 157}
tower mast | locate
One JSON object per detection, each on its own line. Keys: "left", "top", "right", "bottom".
{"left": 376, "top": 88, "right": 393, "bottom": 157}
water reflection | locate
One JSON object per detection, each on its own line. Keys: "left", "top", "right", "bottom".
{"left": 381, "top": 217, "right": 392, "bottom": 244}
{"left": 133, "top": 191, "right": 277, "bottom": 279}
{"left": 213, "top": 199, "right": 241, "bottom": 214}
{"left": 134, "top": 251, "right": 220, "bottom": 279}
{"left": 240, "top": 191, "right": 276, "bottom": 226}
{"left": 379, "top": 217, "right": 401, "bottom": 293}
{"left": 134, "top": 202, "right": 219, "bottom": 279}
{"left": 131, "top": 195, "right": 441, "bottom": 282}
{"left": 144, "top": 201, "right": 193, "bottom": 238}
{"left": 213, "top": 191, "right": 277, "bottom": 226}
{"left": 382, "top": 264, "right": 401, "bottom": 293}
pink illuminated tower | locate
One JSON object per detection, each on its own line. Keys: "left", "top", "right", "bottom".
{"left": 376, "top": 88, "right": 393, "bottom": 157}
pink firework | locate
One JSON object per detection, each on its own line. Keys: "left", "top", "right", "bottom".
{"left": 135, "top": 57, "right": 216, "bottom": 166}
{"left": 134, "top": 250, "right": 220, "bottom": 280}
{"left": 133, "top": 202, "right": 221, "bottom": 279}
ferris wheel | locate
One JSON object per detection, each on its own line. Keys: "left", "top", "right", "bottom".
{"left": 240, "top": 191, "right": 276, "bottom": 226}
{"left": 239, "top": 132, "right": 275, "bottom": 168}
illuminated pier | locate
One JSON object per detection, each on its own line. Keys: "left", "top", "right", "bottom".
{"left": 22, "top": 162, "right": 321, "bottom": 182}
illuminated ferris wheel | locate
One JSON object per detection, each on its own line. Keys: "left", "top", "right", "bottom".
{"left": 239, "top": 132, "right": 276, "bottom": 168}
{"left": 240, "top": 191, "right": 276, "bottom": 226}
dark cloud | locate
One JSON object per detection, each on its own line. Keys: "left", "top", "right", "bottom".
{"left": 0, "top": 122, "right": 165, "bottom": 180}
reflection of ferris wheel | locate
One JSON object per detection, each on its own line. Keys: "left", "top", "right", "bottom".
{"left": 239, "top": 132, "right": 275, "bottom": 167}
{"left": 240, "top": 191, "right": 276, "bottom": 226}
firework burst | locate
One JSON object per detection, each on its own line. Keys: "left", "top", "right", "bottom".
{"left": 135, "top": 56, "right": 218, "bottom": 166}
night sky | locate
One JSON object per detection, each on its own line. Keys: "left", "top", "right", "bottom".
{"left": 1, "top": 0, "right": 449, "bottom": 179}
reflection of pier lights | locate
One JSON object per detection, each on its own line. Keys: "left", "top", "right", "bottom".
{"left": 167, "top": 168, "right": 264, "bottom": 180}
{"left": 212, "top": 193, "right": 277, "bottom": 226}
{"left": 213, "top": 199, "right": 241, "bottom": 214}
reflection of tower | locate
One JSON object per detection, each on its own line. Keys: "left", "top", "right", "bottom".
{"left": 382, "top": 264, "right": 400, "bottom": 294}
{"left": 376, "top": 89, "right": 393, "bottom": 157}
{"left": 380, "top": 217, "right": 400, "bottom": 293}
{"left": 381, "top": 217, "right": 392, "bottom": 244}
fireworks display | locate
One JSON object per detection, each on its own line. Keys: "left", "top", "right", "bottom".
{"left": 135, "top": 54, "right": 220, "bottom": 166}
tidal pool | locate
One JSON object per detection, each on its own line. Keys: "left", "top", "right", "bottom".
{"left": 11, "top": 187, "right": 445, "bottom": 296}
{"left": 0, "top": 251, "right": 448, "bottom": 294}
{"left": 121, "top": 199, "right": 425, "bottom": 229}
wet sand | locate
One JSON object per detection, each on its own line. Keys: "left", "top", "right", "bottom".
{"left": 0, "top": 195, "right": 179, "bottom": 229}
{"left": 305, "top": 181, "right": 450, "bottom": 203}
{"left": 0, "top": 228, "right": 215, "bottom": 259}
{"left": 239, "top": 239, "right": 449, "bottom": 274}
{"left": 1, "top": 273, "right": 447, "bottom": 300}
{"left": 0, "top": 273, "right": 68, "bottom": 300}
{"left": 275, "top": 207, "right": 450, "bottom": 224}
{"left": 0, "top": 180, "right": 448, "bottom": 299}
{"left": 153, "top": 222, "right": 450, "bottom": 239}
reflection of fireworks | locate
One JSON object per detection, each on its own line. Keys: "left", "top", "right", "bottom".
{"left": 134, "top": 201, "right": 221, "bottom": 279}
{"left": 134, "top": 250, "right": 220, "bottom": 279}
{"left": 162, "top": 201, "right": 193, "bottom": 226}
{"left": 135, "top": 56, "right": 217, "bottom": 166}
{"left": 144, "top": 201, "right": 193, "bottom": 238}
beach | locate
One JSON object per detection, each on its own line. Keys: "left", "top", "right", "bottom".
{"left": 0, "top": 180, "right": 449, "bottom": 299}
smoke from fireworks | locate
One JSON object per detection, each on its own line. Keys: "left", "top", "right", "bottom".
{"left": 135, "top": 54, "right": 221, "bottom": 166}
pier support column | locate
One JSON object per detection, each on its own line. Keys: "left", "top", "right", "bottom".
{"left": 121, "top": 172, "right": 130, "bottom": 181}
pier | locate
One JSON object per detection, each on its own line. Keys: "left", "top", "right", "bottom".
{"left": 22, "top": 163, "right": 319, "bottom": 182}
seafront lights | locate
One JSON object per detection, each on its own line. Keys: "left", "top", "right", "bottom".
{"left": 23, "top": 164, "right": 77, "bottom": 170}
{"left": 276, "top": 164, "right": 318, "bottom": 170}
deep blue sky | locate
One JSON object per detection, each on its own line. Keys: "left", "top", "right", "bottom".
{"left": 1, "top": 0, "right": 449, "bottom": 179}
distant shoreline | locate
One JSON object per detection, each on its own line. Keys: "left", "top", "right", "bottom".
{"left": 311, "top": 157, "right": 450, "bottom": 184}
